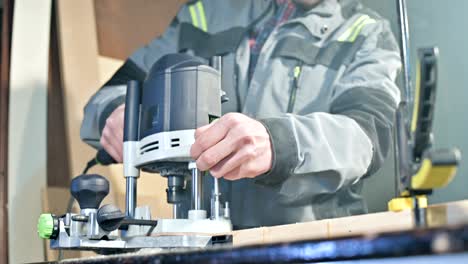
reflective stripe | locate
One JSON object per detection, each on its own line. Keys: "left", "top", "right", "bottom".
{"left": 288, "top": 65, "right": 302, "bottom": 113}
{"left": 189, "top": 1, "right": 208, "bottom": 32}
{"left": 189, "top": 4, "right": 200, "bottom": 28}
{"left": 338, "top": 15, "right": 376, "bottom": 42}
{"left": 197, "top": 1, "right": 208, "bottom": 32}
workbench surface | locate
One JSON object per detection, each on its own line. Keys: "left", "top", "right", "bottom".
{"left": 43, "top": 224, "right": 468, "bottom": 264}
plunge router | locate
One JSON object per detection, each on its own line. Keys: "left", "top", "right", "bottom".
{"left": 37, "top": 54, "right": 232, "bottom": 252}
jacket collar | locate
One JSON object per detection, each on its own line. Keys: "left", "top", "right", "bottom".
{"left": 286, "top": 0, "right": 345, "bottom": 40}
{"left": 301, "top": 0, "right": 337, "bottom": 17}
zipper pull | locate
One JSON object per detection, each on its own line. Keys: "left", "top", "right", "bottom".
{"left": 287, "top": 64, "right": 302, "bottom": 113}
{"left": 293, "top": 65, "right": 302, "bottom": 87}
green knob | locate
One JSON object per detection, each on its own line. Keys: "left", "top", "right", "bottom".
{"left": 37, "top": 213, "right": 58, "bottom": 239}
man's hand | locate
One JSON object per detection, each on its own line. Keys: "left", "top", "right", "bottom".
{"left": 100, "top": 104, "right": 125, "bottom": 163}
{"left": 190, "top": 113, "right": 273, "bottom": 181}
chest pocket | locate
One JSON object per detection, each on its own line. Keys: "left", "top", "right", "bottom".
{"left": 271, "top": 36, "right": 366, "bottom": 113}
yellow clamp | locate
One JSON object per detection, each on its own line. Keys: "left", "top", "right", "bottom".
{"left": 411, "top": 159, "right": 458, "bottom": 190}
{"left": 388, "top": 195, "right": 428, "bottom": 212}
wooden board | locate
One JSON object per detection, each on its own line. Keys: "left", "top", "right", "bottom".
{"left": 47, "top": 1, "right": 71, "bottom": 188}
{"left": 232, "top": 200, "right": 468, "bottom": 246}
{"left": 0, "top": 0, "right": 14, "bottom": 263}
{"left": 8, "top": 0, "right": 52, "bottom": 262}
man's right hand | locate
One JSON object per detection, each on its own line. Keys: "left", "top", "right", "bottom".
{"left": 100, "top": 104, "right": 125, "bottom": 163}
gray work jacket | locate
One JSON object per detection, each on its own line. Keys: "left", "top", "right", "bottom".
{"left": 81, "top": 0, "right": 401, "bottom": 228}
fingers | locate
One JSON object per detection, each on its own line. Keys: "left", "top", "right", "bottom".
{"left": 222, "top": 166, "right": 243, "bottom": 181}
{"left": 100, "top": 105, "right": 125, "bottom": 163}
{"left": 190, "top": 113, "right": 273, "bottom": 181}
{"left": 190, "top": 119, "right": 230, "bottom": 160}
{"left": 109, "top": 130, "right": 123, "bottom": 161}
{"left": 196, "top": 137, "right": 237, "bottom": 171}
{"left": 100, "top": 133, "right": 122, "bottom": 162}
{"left": 222, "top": 159, "right": 260, "bottom": 181}
{"left": 209, "top": 146, "right": 256, "bottom": 178}
{"left": 101, "top": 126, "right": 123, "bottom": 162}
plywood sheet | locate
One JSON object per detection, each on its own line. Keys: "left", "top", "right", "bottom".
{"left": 94, "top": 0, "right": 187, "bottom": 59}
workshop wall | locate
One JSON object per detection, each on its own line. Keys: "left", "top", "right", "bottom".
{"left": 361, "top": 0, "right": 468, "bottom": 212}
{"left": 94, "top": 0, "right": 187, "bottom": 60}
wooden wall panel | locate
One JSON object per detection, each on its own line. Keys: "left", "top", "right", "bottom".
{"left": 94, "top": 0, "right": 187, "bottom": 60}
{"left": 55, "top": 0, "right": 101, "bottom": 178}
{"left": 8, "top": 0, "right": 51, "bottom": 262}
{"left": 0, "top": 0, "right": 14, "bottom": 263}
{"left": 47, "top": 1, "right": 70, "bottom": 187}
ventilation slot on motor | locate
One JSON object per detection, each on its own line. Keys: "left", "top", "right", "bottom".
{"left": 141, "top": 146, "right": 159, "bottom": 155}
{"left": 141, "top": 140, "right": 159, "bottom": 155}
{"left": 141, "top": 141, "right": 159, "bottom": 150}
{"left": 171, "top": 138, "right": 180, "bottom": 148}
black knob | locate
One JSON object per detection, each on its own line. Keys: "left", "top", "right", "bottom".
{"left": 71, "top": 174, "right": 109, "bottom": 209}
{"left": 97, "top": 204, "right": 125, "bottom": 232}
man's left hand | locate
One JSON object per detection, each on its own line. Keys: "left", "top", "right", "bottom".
{"left": 190, "top": 113, "right": 273, "bottom": 181}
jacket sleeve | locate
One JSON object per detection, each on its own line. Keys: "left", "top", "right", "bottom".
{"left": 256, "top": 19, "right": 402, "bottom": 204}
{"left": 80, "top": 10, "right": 187, "bottom": 148}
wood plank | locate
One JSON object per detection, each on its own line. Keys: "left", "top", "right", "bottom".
{"left": 328, "top": 210, "right": 413, "bottom": 238}
{"left": 233, "top": 221, "right": 329, "bottom": 247}
{"left": 265, "top": 220, "right": 330, "bottom": 244}
{"left": 47, "top": 1, "right": 70, "bottom": 188}
{"left": 426, "top": 200, "right": 468, "bottom": 227}
{"left": 0, "top": 0, "right": 14, "bottom": 263}
{"left": 8, "top": 0, "right": 52, "bottom": 262}
{"left": 233, "top": 200, "right": 468, "bottom": 246}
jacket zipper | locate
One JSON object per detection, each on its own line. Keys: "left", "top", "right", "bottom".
{"left": 287, "top": 63, "right": 302, "bottom": 113}
{"left": 234, "top": 1, "right": 274, "bottom": 112}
